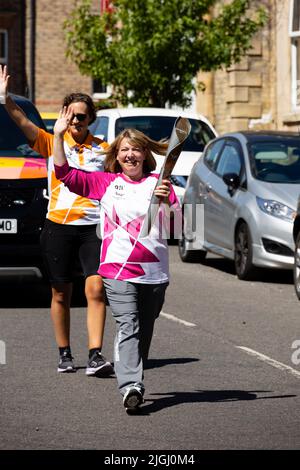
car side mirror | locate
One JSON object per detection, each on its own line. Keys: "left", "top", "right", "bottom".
{"left": 223, "top": 173, "right": 240, "bottom": 195}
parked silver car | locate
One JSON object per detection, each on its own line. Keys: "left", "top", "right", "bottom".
{"left": 179, "top": 131, "right": 300, "bottom": 280}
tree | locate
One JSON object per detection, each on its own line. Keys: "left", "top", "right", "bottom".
{"left": 65, "top": 0, "right": 267, "bottom": 108}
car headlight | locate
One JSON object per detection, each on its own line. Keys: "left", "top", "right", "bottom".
{"left": 256, "top": 196, "right": 296, "bottom": 222}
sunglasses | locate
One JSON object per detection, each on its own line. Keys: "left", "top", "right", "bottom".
{"left": 72, "top": 113, "right": 88, "bottom": 122}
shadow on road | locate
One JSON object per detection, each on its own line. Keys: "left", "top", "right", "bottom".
{"left": 0, "top": 278, "right": 86, "bottom": 308}
{"left": 137, "top": 390, "right": 297, "bottom": 415}
{"left": 199, "top": 257, "right": 294, "bottom": 285}
{"left": 144, "top": 357, "right": 199, "bottom": 370}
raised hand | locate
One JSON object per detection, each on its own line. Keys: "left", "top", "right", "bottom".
{"left": 53, "top": 106, "right": 73, "bottom": 137}
{"left": 0, "top": 65, "right": 9, "bottom": 101}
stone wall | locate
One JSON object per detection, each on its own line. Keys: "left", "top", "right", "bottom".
{"left": 196, "top": 0, "right": 278, "bottom": 134}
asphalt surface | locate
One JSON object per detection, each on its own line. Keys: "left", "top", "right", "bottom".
{"left": 0, "top": 246, "right": 300, "bottom": 460}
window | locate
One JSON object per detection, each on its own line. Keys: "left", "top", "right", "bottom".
{"left": 204, "top": 139, "right": 225, "bottom": 170}
{"left": 289, "top": 0, "right": 300, "bottom": 108}
{"left": 93, "top": 79, "right": 107, "bottom": 94}
{"left": 0, "top": 30, "right": 8, "bottom": 64}
{"left": 249, "top": 139, "right": 300, "bottom": 183}
{"left": 115, "top": 116, "right": 216, "bottom": 152}
{"left": 92, "top": 78, "right": 112, "bottom": 100}
{"left": 215, "top": 142, "right": 243, "bottom": 177}
{"left": 0, "top": 99, "right": 45, "bottom": 157}
{"left": 290, "top": 0, "right": 300, "bottom": 35}
{"left": 89, "top": 116, "right": 109, "bottom": 141}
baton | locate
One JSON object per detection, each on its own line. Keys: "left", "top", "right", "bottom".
{"left": 139, "top": 116, "right": 191, "bottom": 237}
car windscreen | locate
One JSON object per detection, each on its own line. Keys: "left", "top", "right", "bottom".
{"left": 115, "top": 116, "right": 215, "bottom": 152}
{"left": 0, "top": 100, "right": 45, "bottom": 157}
{"left": 249, "top": 139, "right": 300, "bottom": 183}
{"left": 43, "top": 119, "right": 56, "bottom": 134}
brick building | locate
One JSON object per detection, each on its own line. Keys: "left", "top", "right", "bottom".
{"left": 0, "top": 0, "right": 26, "bottom": 96}
{"left": 0, "top": 0, "right": 105, "bottom": 113}
{"left": 1, "top": 0, "right": 300, "bottom": 132}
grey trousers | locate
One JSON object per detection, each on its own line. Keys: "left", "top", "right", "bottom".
{"left": 103, "top": 278, "right": 168, "bottom": 396}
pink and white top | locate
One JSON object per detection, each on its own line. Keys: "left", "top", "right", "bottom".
{"left": 55, "top": 163, "right": 180, "bottom": 284}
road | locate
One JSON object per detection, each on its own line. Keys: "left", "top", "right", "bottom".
{"left": 0, "top": 246, "right": 300, "bottom": 458}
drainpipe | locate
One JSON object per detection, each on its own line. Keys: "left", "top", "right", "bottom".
{"left": 29, "top": 0, "right": 36, "bottom": 103}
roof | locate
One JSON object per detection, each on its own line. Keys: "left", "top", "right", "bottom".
{"left": 240, "top": 130, "right": 300, "bottom": 138}
{"left": 96, "top": 106, "right": 210, "bottom": 121}
{"left": 8, "top": 93, "right": 33, "bottom": 104}
{"left": 221, "top": 130, "right": 300, "bottom": 143}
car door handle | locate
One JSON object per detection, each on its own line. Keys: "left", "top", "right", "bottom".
{"left": 205, "top": 183, "right": 212, "bottom": 192}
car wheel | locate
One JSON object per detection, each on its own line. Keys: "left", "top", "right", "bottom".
{"left": 178, "top": 231, "right": 207, "bottom": 263}
{"left": 234, "top": 222, "right": 255, "bottom": 280}
{"left": 294, "top": 232, "right": 300, "bottom": 300}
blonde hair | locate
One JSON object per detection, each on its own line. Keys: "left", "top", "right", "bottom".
{"left": 104, "top": 128, "right": 168, "bottom": 173}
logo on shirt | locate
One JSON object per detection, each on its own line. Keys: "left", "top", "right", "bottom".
{"left": 113, "top": 184, "right": 125, "bottom": 198}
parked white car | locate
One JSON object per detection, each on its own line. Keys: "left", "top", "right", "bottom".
{"left": 89, "top": 107, "right": 217, "bottom": 203}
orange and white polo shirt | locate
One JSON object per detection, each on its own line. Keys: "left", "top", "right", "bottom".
{"left": 32, "top": 128, "right": 108, "bottom": 225}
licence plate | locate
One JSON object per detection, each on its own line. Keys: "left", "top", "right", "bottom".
{"left": 0, "top": 219, "right": 17, "bottom": 233}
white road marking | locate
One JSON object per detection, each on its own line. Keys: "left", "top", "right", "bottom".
{"left": 236, "top": 346, "right": 300, "bottom": 379}
{"left": 159, "top": 315, "right": 300, "bottom": 378}
{"left": 160, "top": 311, "right": 196, "bottom": 327}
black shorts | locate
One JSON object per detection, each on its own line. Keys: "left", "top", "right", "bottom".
{"left": 40, "top": 219, "right": 101, "bottom": 284}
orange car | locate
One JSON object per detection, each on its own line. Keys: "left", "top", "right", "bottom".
{"left": 0, "top": 94, "right": 48, "bottom": 279}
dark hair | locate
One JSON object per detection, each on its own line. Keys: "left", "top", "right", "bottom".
{"left": 62, "top": 93, "right": 96, "bottom": 124}
{"left": 104, "top": 128, "right": 168, "bottom": 174}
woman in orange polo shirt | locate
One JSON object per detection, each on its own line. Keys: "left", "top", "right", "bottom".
{"left": 0, "top": 65, "right": 113, "bottom": 376}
